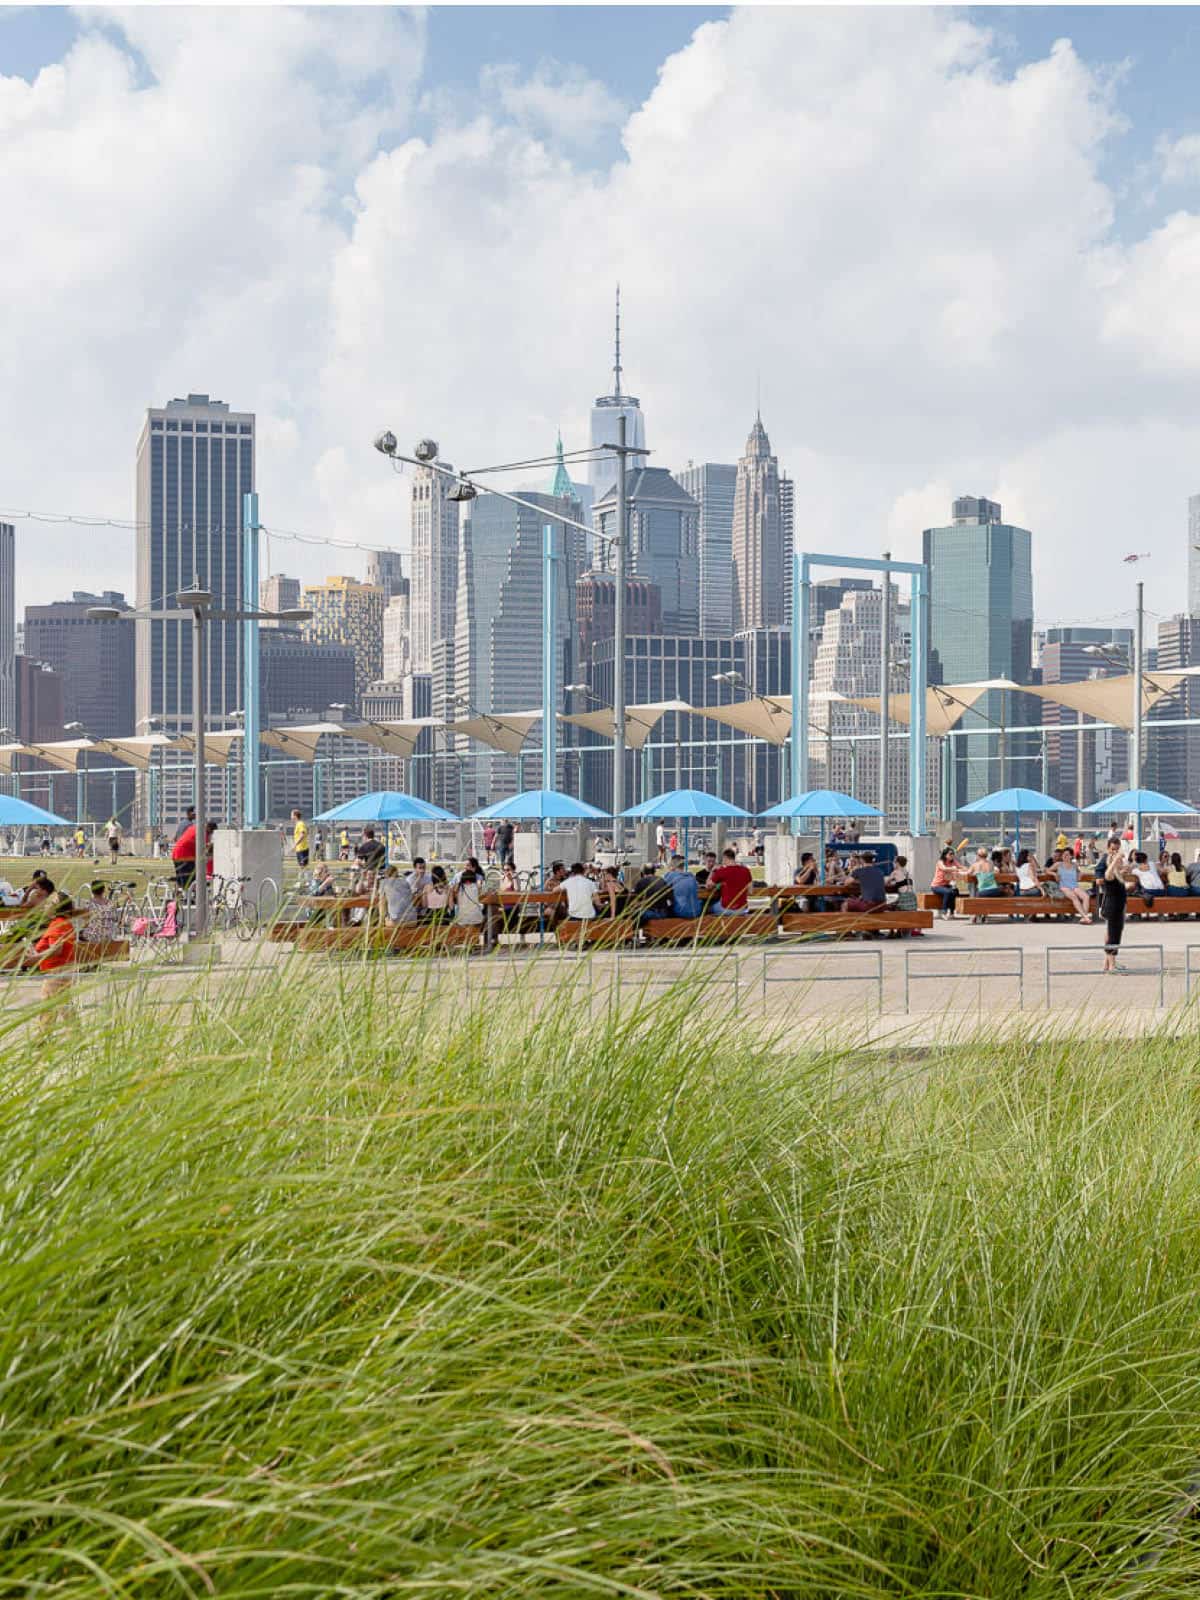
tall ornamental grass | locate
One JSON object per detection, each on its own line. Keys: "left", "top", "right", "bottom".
{"left": 0, "top": 966, "right": 1198, "bottom": 1594}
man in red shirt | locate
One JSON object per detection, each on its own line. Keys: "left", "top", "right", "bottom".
{"left": 710, "top": 846, "right": 753, "bottom": 916}
{"left": 171, "top": 819, "right": 216, "bottom": 890}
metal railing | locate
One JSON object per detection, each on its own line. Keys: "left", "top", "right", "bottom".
{"left": 761, "top": 947, "right": 883, "bottom": 1015}
{"left": 904, "top": 944, "right": 1025, "bottom": 1011}
{"left": 1044, "top": 943, "right": 1164, "bottom": 1007}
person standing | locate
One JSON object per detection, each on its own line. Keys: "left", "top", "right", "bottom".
{"left": 1101, "top": 839, "right": 1131, "bottom": 974}
{"left": 655, "top": 823, "right": 667, "bottom": 864}
{"left": 497, "top": 820, "right": 515, "bottom": 869}
{"left": 105, "top": 817, "right": 122, "bottom": 864}
{"left": 482, "top": 823, "right": 498, "bottom": 864}
{"left": 291, "top": 809, "right": 310, "bottom": 869}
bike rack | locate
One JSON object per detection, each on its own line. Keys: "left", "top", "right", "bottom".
{"left": 904, "top": 945, "right": 1025, "bottom": 1012}
{"left": 1185, "top": 945, "right": 1200, "bottom": 999}
{"left": 761, "top": 947, "right": 883, "bottom": 1015}
{"left": 1044, "top": 943, "right": 1164, "bottom": 1007}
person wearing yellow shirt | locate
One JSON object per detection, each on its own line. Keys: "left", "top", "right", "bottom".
{"left": 291, "top": 809, "right": 310, "bottom": 868}
{"left": 338, "top": 827, "right": 350, "bottom": 861}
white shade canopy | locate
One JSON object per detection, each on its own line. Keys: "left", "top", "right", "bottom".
{"left": 446, "top": 711, "right": 543, "bottom": 755}
{"left": 694, "top": 694, "right": 797, "bottom": 746}
{"left": 560, "top": 700, "right": 694, "bottom": 752}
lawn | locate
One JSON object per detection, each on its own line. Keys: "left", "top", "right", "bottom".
{"left": 1, "top": 968, "right": 1198, "bottom": 1594}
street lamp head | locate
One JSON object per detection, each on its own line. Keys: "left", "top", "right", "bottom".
{"left": 178, "top": 586, "right": 213, "bottom": 610}
{"left": 413, "top": 438, "right": 440, "bottom": 464}
{"left": 275, "top": 608, "right": 313, "bottom": 623}
{"left": 448, "top": 479, "right": 477, "bottom": 503}
{"left": 373, "top": 430, "right": 398, "bottom": 457}
{"left": 87, "top": 606, "right": 121, "bottom": 621}
{"left": 564, "top": 683, "right": 590, "bottom": 694}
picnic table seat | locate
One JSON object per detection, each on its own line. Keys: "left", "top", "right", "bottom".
{"left": 778, "top": 909, "right": 932, "bottom": 937}
{"left": 556, "top": 917, "right": 636, "bottom": 949}
{"left": 642, "top": 912, "right": 778, "bottom": 946}
{"left": 296, "top": 922, "right": 481, "bottom": 954}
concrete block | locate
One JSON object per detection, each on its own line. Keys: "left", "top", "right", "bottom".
{"left": 212, "top": 829, "right": 284, "bottom": 919}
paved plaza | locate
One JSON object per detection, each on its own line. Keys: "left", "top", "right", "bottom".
{"left": 7, "top": 911, "right": 1200, "bottom": 1048}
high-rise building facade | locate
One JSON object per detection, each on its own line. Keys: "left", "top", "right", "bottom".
{"left": 260, "top": 630, "right": 357, "bottom": 719}
{"left": 810, "top": 586, "right": 914, "bottom": 825}
{"left": 382, "top": 589, "right": 412, "bottom": 681}
{"left": 23, "top": 592, "right": 137, "bottom": 820}
{"left": 1150, "top": 616, "right": 1200, "bottom": 804}
{"left": 730, "top": 415, "right": 784, "bottom": 633}
{"left": 677, "top": 462, "right": 736, "bottom": 637}
{"left": 365, "top": 549, "right": 406, "bottom": 599}
{"left": 0, "top": 523, "right": 13, "bottom": 739}
{"left": 1189, "top": 496, "right": 1200, "bottom": 619}
{"left": 300, "top": 576, "right": 385, "bottom": 705}
{"left": 780, "top": 474, "right": 795, "bottom": 624}
{"left": 576, "top": 572, "right": 662, "bottom": 670}
{"left": 923, "top": 496, "right": 1035, "bottom": 807}
{"left": 593, "top": 468, "right": 700, "bottom": 634}
{"left": 588, "top": 289, "right": 647, "bottom": 504}
{"left": 452, "top": 489, "right": 580, "bottom": 807}
{"left": 584, "top": 634, "right": 750, "bottom": 811}
{"left": 409, "top": 463, "right": 459, "bottom": 674}
{"left": 1040, "top": 627, "right": 1133, "bottom": 812}
{"left": 135, "top": 394, "right": 254, "bottom": 733}
{"left": 259, "top": 574, "right": 300, "bottom": 624}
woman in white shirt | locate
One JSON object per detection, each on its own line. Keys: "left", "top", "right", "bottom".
{"left": 1015, "top": 850, "right": 1041, "bottom": 897}
{"left": 1130, "top": 851, "right": 1163, "bottom": 907}
{"left": 451, "top": 869, "right": 484, "bottom": 926}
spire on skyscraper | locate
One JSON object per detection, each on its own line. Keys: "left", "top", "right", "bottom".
{"left": 613, "top": 283, "right": 623, "bottom": 399}
{"left": 550, "top": 431, "right": 574, "bottom": 499}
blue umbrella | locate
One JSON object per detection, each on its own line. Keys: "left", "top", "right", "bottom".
{"left": 314, "top": 791, "right": 456, "bottom": 823}
{"left": 472, "top": 789, "right": 609, "bottom": 885}
{"left": 958, "top": 786, "right": 1072, "bottom": 850}
{"left": 0, "top": 795, "right": 72, "bottom": 827}
{"left": 759, "top": 789, "right": 884, "bottom": 884}
{"left": 1084, "top": 788, "right": 1197, "bottom": 850}
{"left": 621, "top": 787, "right": 749, "bottom": 870}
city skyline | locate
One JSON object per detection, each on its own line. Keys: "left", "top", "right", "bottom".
{"left": 5, "top": 7, "right": 1200, "bottom": 630}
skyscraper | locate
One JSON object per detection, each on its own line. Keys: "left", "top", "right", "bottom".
{"left": 0, "top": 523, "right": 13, "bottom": 738}
{"left": 923, "top": 495, "right": 1035, "bottom": 806}
{"left": 409, "top": 462, "right": 459, "bottom": 673}
{"left": 593, "top": 468, "right": 700, "bottom": 634}
{"left": 588, "top": 288, "right": 646, "bottom": 503}
{"left": 366, "top": 549, "right": 407, "bottom": 599}
{"left": 24, "top": 592, "right": 137, "bottom": 819}
{"left": 135, "top": 394, "right": 254, "bottom": 732}
{"left": 677, "top": 462, "right": 736, "bottom": 637}
{"left": 1150, "top": 616, "right": 1200, "bottom": 803}
{"left": 259, "top": 574, "right": 300, "bottom": 615}
{"left": 780, "top": 474, "right": 795, "bottom": 623}
{"left": 382, "top": 589, "right": 412, "bottom": 680}
{"left": 300, "top": 576, "right": 385, "bottom": 705}
{"left": 730, "top": 415, "right": 784, "bottom": 632}
{"left": 452, "top": 489, "right": 580, "bottom": 806}
{"left": 1040, "top": 627, "right": 1133, "bottom": 810}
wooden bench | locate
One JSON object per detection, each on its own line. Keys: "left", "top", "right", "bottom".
{"left": 642, "top": 912, "right": 778, "bottom": 946}
{"left": 959, "top": 896, "right": 1079, "bottom": 919}
{"left": 296, "top": 923, "right": 481, "bottom": 955}
{"left": 556, "top": 917, "right": 636, "bottom": 949}
{"left": 778, "top": 910, "right": 932, "bottom": 937}
{"left": 73, "top": 938, "right": 130, "bottom": 967}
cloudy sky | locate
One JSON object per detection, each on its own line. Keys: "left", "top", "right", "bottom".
{"left": 4, "top": 4, "right": 1200, "bottom": 638}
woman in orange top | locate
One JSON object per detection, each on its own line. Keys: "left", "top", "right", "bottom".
{"left": 32, "top": 892, "right": 77, "bottom": 1013}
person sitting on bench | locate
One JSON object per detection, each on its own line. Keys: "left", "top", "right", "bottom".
{"left": 843, "top": 851, "right": 886, "bottom": 914}
{"left": 563, "top": 862, "right": 599, "bottom": 922}
{"left": 1015, "top": 849, "right": 1042, "bottom": 897}
{"left": 1166, "top": 852, "right": 1190, "bottom": 897}
{"left": 662, "top": 855, "right": 701, "bottom": 919}
{"left": 1130, "top": 851, "right": 1163, "bottom": 908}
{"left": 630, "top": 863, "right": 673, "bottom": 924}
{"left": 971, "top": 851, "right": 1005, "bottom": 900}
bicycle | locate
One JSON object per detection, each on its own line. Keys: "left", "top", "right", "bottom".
{"left": 210, "top": 874, "right": 258, "bottom": 941}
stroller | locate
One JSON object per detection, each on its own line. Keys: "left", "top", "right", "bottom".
{"left": 129, "top": 895, "right": 184, "bottom": 962}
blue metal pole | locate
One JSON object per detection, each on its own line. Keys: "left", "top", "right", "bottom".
{"left": 792, "top": 551, "right": 807, "bottom": 798}
{"left": 542, "top": 525, "right": 558, "bottom": 793}
{"left": 909, "top": 564, "right": 928, "bottom": 834}
{"left": 242, "top": 491, "right": 261, "bottom": 827}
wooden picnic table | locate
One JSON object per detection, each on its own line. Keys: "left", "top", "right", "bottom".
{"left": 296, "top": 894, "right": 373, "bottom": 928}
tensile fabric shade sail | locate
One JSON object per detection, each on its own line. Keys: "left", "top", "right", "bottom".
{"left": 315, "top": 791, "right": 456, "bottom": 823}
{"left": 0, "top": 795, "right": 73, "bottom": 827}
{"left": 472, "top": 789, "right": 608, "bottom": 822}
{"left": 621, "top": 788, "right": 750, "bottom": 819}
{"left": 759, "top": 789, "right": 883, "bottom": 820}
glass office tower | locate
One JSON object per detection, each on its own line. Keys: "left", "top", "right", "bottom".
{"left": 922, "top": 496, "right": 1035, "bottom": 809}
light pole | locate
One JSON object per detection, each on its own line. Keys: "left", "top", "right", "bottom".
{"left": 372, "top": 429, "right": 648, "bottom": 830}
{"left": 879, "top": 552, "right": 891, "bottom": 826}
{"left": 63, "top": 721, "right": 87, "bottom": 831}
{"left": 90, "top": 588, "right": 310, "bottom": 937}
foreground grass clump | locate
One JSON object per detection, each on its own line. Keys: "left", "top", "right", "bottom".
{"left": 1, "top": 972, "right": 1199, "bottom": 1594}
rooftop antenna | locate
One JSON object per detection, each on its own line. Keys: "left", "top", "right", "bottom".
{"left": 613, "top": 283, "right": 623, "bottom": 398}
{"left": 756, "top": 370, "right": 762, "bottom": 422}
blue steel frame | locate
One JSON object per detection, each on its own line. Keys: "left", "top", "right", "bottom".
{"left": 791, "top": 550, "right": 929, "bottom": 835}
{"left": 242, "top": 491, "right": 262, "bottom": 826}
